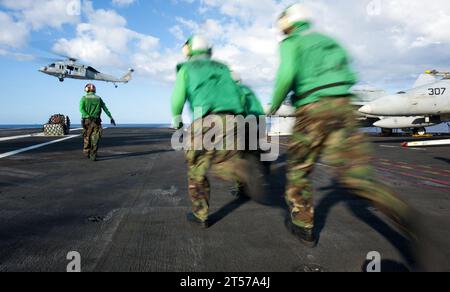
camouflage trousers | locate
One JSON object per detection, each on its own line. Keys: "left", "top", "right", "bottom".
{"left": 82, "top": 118, "right": 102, "bottom": 158}
{"left": 286, "top": 97, "right": 411, "bottom": 232}
{"left": 185, "top": 114, "right": 250, "bottom": 222}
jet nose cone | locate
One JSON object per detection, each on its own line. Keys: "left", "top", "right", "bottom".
{"left": 359, "top": 105, "right": 372, "bottom": 114}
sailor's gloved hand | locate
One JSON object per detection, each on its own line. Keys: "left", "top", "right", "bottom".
{"left": 172, "top": 121, "right": 184, "bottom": 130}
{"left": 111, "top": 119, "right": 117, "bottom": 127}
{"left": 172, "top": 116, "right": 184, "bottom": 130}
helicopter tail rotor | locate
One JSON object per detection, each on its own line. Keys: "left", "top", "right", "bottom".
{"left": 121, "top": 68, "right": 134, "bottom": 83}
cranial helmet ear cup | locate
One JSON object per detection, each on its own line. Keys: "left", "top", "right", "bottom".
{"left": 182, "top": 44, "right": 190, "bottom": 57}
{"left": 278, "top": 15, "right": 292, "bottom": 32}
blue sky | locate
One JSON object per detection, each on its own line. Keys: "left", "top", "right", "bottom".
{"left": 1, "top": 0, "right": 450, "bottom": 124}
{"left": 0, "top": 0, "right": 199, "bottom": 124}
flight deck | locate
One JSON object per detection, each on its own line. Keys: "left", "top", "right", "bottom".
{"left": 0, "top": 128, "right": 448, "bottom": 272}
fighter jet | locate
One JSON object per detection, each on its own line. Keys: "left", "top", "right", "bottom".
{"left": 39, "top": 57, "right": 134, "bottom": 88}
{"left": 266, "top": 74, "right": 448, "bottom": 136}
{"left": 359, "top": 71, "right": 450, "bottom": 135}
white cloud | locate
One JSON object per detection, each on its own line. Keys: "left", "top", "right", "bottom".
{"left": 0, "top": 0, "right": 80, "bottom": 57}
{"left": 300, "top": 0, "right": 450, "bottom": 88}
{"left": 132, "top": 49, "right": 182, "bottom": 82}
{"left": 0, "top": 11, "right": 29, "bottom": 48}
{"left": 3, "top": 0, "right": 450, "bottom": 94}
{"left": 52, "top": 1, "right": 179, "bottom": 82}
{"left": 170, "top": 0, "right": 290, "bottom": 96}
{"left": 176, "top": 0, "right": 450, "bottom": 93}
{"left": 0, "top": 48, "right": 34, "bottom": 61}
{"left": 0, "top": 0, "right": 80, "bottom": 30}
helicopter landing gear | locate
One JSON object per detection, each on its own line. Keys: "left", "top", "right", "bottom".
{"left": 58, "top": 75, "right": 65, "bottom": 82}
{"left": 114, "top": 83, "right": 118, "bottom": 88}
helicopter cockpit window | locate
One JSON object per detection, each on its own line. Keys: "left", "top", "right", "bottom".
{"left": 49, "top": 64, "right": 56, "bottom": 68}
{"left": 397, "top": 91, "right": 406, "bottom": 94}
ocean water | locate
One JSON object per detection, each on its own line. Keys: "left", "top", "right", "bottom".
{"left": 0, "top": 123, "right": 448, "bottom": 133}
{"left": 0, "top": 124, "right": 171, "bottom": 129}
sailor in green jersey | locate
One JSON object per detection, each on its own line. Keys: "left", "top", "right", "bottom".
{"left": 230, "top": 71, "right": 268, "bottom": 197}
{"left": 80, "top": 83, "right": 116, "bottom": 161}
{"left": 270, "top": 4, "right": 415, "bottom": 247}
{"left": 171, "top": 36, "right": 265, "bottom": 228}
{"left": 241, "top": 84, "right": 265, "bottom": 117}
{"left": 232, "top": 71, "right": 269, "bottom": 158}
{"left": 171, "top": 36, "right": 245, "bottom": 129}
{"left": 231, "top": 71, "right": 265, "bottom": 118}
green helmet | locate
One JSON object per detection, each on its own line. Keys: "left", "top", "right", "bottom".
{"left": 183, "top": 35, "right": 212, "bottom": 57}
{"left": 278, "top": 3, "right": 312, "bottom": 32}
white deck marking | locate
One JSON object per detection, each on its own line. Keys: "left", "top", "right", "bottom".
{"left": 379, "top": 145, "right": 399, "bottom": 148}
{"left": 0, "top": 135, "right": 80, "bottom": 159}
{"left": 379, "top": 144, "right": 427, "bottom": 151}
{"left": 0, "top": 134, "right": 36, "bottom": 142}
{"left": 0, "top": 128, "right": 83, "bottom": 142}
{"left": 0, "top": 127, "right": 109, "bottom": 159}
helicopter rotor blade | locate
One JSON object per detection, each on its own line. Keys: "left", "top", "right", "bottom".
{"left": 52, "top": 52, "right": 78, "bottom": 62}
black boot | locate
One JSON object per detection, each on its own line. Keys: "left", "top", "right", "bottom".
{"left": 231, "top": 184, "right": 247, "bottom": 198}
{"left": 187, "top": 213, "right": 209, "bottom": 229}
{"left": 89, "top": 153, "right": 97, "bottom": 162}
{"left": 285, "top": 219, "right": 317, "bottom": 248}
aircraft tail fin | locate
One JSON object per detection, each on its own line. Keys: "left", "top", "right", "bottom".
{"left": 121, "top": 68, "right": 134, "bottom": 83}
{"left": 413, "top": 73, "right": 437, "bottom": 89}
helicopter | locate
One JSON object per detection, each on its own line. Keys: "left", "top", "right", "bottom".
{"left": 39, "top": 57, "right": 134, "bottom": 88}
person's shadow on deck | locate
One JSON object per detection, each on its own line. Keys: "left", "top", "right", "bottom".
{"left": 315, "top": 183, "right": 415, "bottom": 266}
{"left": 97, "top": 149, "right": 174, "bottom": 161}
{"left": 263, "top": 154, "right": 415, "bottom": 267}
{"left": 435, "top": 157, "right": 450, "bottom": 165}
{"left": 209, "top": 196, "right": 251, "bottom": 227}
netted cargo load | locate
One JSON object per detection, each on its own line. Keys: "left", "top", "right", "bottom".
{"left": 43, "top": 114, "right": 71, "bottom": 136}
